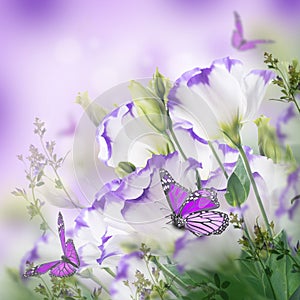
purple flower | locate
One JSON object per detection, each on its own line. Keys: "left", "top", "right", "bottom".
{"left": 74, "top": 207, "right": 124, "bottom": 270}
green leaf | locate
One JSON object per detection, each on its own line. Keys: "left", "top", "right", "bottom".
{"left": 27, "top": 203, "right": 39, "bottom": 219}
{"left": 218, "top": 290, "right": 229, "bottom": 300}
{"left": 163, "top": 264, "right": 196, "bottom": 287}
{"left": 291, "top": 194, "right": 300, "bottom": 205}
{"left": 225, "top": 173, "right": 245, "bottom": 206}
{"left": 225, "top": 156, "right": 250, "bottom": 206}
{"left": 221, "top": 281, "right": 230, "bottom": 289}
{"left": 290, "top": 285, "right": 300, "bottom": 300}
{"left": 214, "top": 273, "right": 220, "bottom": 288}
{"left": 11, "top": 188, "right": 26, "bottom": 197}
{"left": 276, "top": 254, "right": 284, "bottom": 260}
{"left": 40, "top": 221, "right": 49, "bottom": 232}
{"left": 55, "top": 179, "right": 63, "bottom": 189}
{"left": 267, "top": 231, "right": 300, "bottom": 299}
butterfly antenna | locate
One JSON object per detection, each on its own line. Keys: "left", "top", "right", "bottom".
{"left": 160, "top": 207, "right": 171, "bottom": 212}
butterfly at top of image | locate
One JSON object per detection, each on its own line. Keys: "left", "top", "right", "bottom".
{"left": 232, "top": 11, "right": 274, "bottom": 51}
{"left": 23, "top": 212, "right": 80, "bottom": 278}
{"left": 160, "top": 169, "right": 229, "bottom": 236}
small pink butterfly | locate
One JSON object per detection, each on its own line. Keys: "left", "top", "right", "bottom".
{"left": 232, "top": 11, "right": 274, "bottom": 51}
{"left": 23, "top": 212, "right": 80, "bottom": 278}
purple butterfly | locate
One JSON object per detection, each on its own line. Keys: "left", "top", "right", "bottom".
{"left": 160, "top": 169, "right": 229, "bottom": 236}
{"left": 23, "top": 212, "right": 80, "bottom": 278}
{"left": 232, "top": 11, "right": 274, "bottom": 51}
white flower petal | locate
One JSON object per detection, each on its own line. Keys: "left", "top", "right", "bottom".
{"left": 243, "top": 70, "right": 275, "bottom": 120}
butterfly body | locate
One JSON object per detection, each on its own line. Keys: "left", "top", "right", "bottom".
{"left": 160, "top": 169, "right": 229, "bottom": 236}
{"left": 232, "top": 11, "right": 274, "bottom": 51}
{"left": 171, "top": 214, "right": 185, "bottom": 228}
{"left": 24, "top": 212, "right": 80, "bottom": 278}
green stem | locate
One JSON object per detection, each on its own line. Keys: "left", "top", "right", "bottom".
{"left": 166, "top": 113, "right": 202, "bottom": 189}
{"left": 276, "top": 67, "right": 300, "bottom": 114}
{"left": 242, "top": 225, "right": 278, "bottom": 299}
{"left": 39, "top": 276, "right": 53, "bottom": 299}
{"left": 144, "top": 257, "right": 164, "bottom": 300}
{"left": 287, "top": 253, "right": 300, "bottom": 269}
{"left": 167, "top": 284, "right": 184, "bottom": 299}
{"left": 31, "top": 185, "right": 55, "bottom": 234}
{"left": 167, "top": 123, "right": 187, "bottom": 161}
{"left": 256, "top": 254, "right": 278, "bottom": 299}
{"left": 207, "top": 141, "right": 228, "bottom": 179}
{"left": 237, "top": 144, "right": 272, "bottom": 237}
{"left": 88, "top": 273, "right": 110, "bottom": 294}
{"left": 103, "top": 267, "right": 116, "bottom": 278}
{"left": 150, "top": 256, "right": 189, "bottom": 291}
{"left": 293, "top": 98, "right": 300, "bottom": 114}
{"left": 213, "top": 134, "right": 276, "bottom": 297}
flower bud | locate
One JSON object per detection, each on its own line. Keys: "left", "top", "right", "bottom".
{"left": 150, "top": 68, "right": 172, "bottom": 103}
{"left": 75, "top": 91, "right": 107, "bottom": 126}
{"left": 129, "top": 80, "right": 167, "bottom": 133}
{"left": 254, "top": 115, "right": 282, "bottom": 163}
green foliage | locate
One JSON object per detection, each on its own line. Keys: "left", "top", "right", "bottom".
{"left": 183, "top": 271, "right": 231, "bottom": 300}
{"left": 32, "top": 277, "right": 90, "bottom": 300}
{"left": 264, "top": 52, "right": 300, "bottom": 113}
{"left": 121, "top": 244, "right": 174, "bottom": 299}
{"left": 225, "top": 156, "right": 250, "bottom": 206}
{"left": 233, "top": 218, "right": 300, "bottom": 299}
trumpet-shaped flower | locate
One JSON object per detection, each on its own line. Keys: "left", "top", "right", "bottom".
{"left": 92, "top": 150, "right": 245, "bottom": 272}
{"left": 96, "top": 101, "right": 211, "bottom": 178}
{"left": 169, "top": 57, "right": 275, "bottom": 142}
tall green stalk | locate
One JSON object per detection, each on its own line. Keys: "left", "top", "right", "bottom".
{"left": 237, "top": 144, "right": 272, "bottom": 237}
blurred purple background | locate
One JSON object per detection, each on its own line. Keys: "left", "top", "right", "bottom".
{"left": 0, "top": 0, "right": 299, "bottom": 296}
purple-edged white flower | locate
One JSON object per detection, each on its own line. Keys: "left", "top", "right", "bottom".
{"left": 173, "top": 147, "right": 289, "bottom": 271}
{"left": 75, "top": 207, "right": 122, "bottom": 269}
{"left": 96, "top": 101, "right": 211, "bottom": 178}
{"left": 169, "top": 57, "right": 275, "bottom": 142}
{"left": 96, "top": 102, "right": 173, "bottom": 169}
{"left": 93, "top": 152, "right": 194, "bottom": 254}
{"left": 93, "top": 149, "right": 243, "bottom": 273}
